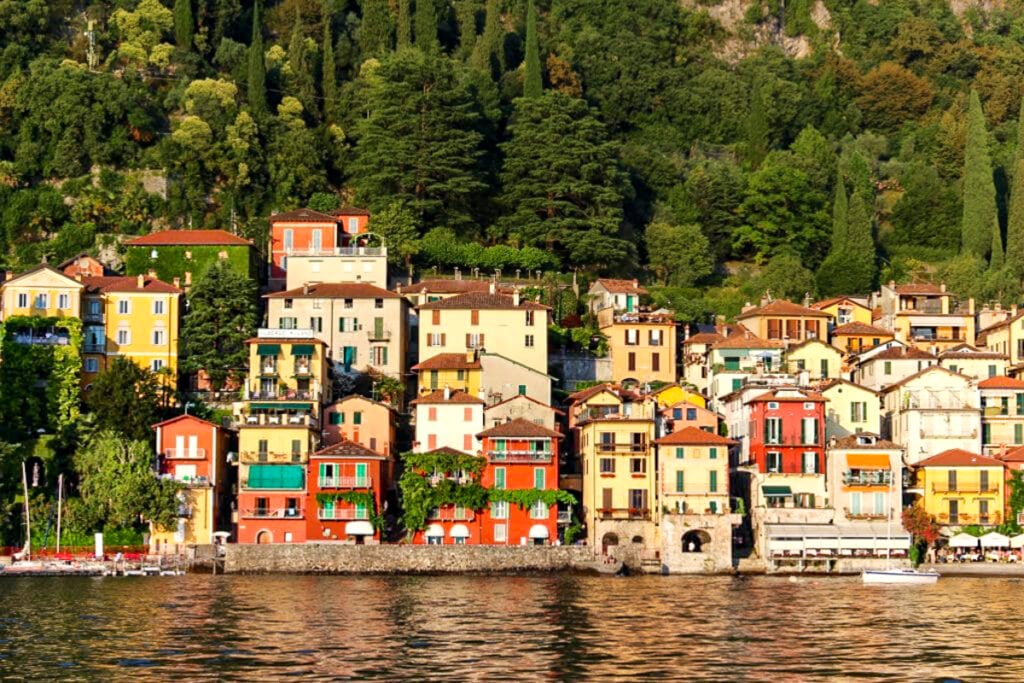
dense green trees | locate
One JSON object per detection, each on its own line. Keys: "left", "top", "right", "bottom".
{"left": 961, "top": 90, "right": 997, "bottom": 259}
{"left": 86, "top": 358, "right": 161, "bottom": 442}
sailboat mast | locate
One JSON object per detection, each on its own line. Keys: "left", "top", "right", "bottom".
{"left": 886, "top": 457, "right": 893, "bottom": 567}
{"left": 56, "top": 474, "right": 64, "bottom": 555}
{"left": 21, "top": 461, "right": 31, "bottom": 561}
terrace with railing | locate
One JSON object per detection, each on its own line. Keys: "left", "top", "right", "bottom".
{"left": 241, "top": 507, "right": 304, "bottom": 519}
{"left": 162, "top": 447, "right": 207, "bottom": 460}
{"left": 487, "top": 449, "right": 553, "bottom": 462}
{"left": 318, "top": 507, "right": 369, "bottom": 521}
{"left": 842, "top": 470, "right": 893, "bottom": 486}
{"left": 318, "top": 476, "right": 372, "bottom": 489}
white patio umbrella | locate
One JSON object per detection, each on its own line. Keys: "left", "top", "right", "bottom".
{"left": 948, "top": 532, "right": 980, "bottom": 548}
{"left": 980, "top": 531, "right": 1011, "bottom": 548}
{"left": 1011, "top": 533, "right": 1024, "bottom": 549}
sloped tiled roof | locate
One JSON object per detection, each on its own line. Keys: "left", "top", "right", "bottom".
{"left": 411, "top": 353, "right": 481, "bottom": 371}
{"left": 831, "top": 433, "right": 900, "bottom": 450}
{"left": 748, "top": 387, "right": 826, "bottom": 403}
{"left": 999, "top": 446, "right": 1024, "bottom": 463}
{"left": 736, "top": 299, "right": 831, "bottom": 320}
{"left": 917, "top": 449, "right": 1003, "bottom": 468}
{"left": 486, "top": 393, "right": 564, "bottom": 415}
{"left": 655, "top": 426, "right": 735, "bottom": 446}
{"left": 265, "top": 283, "right": 400, "bottom": 299}
{"left": 938, "top": 344, "right": 1007, "bottom": 360}
{"left": 831, "top": 321, "right": 894, "bottom": 337}
{"left": 399, "top": 279, "right": 506, "bottom": 295}
{"left": 869, "top": 346, "right": 935, "bottom": 360}
{"left": 818, "top": 378, "right": 880, "bottom": 396}
{"left": 124, "top": 229, "right": 253, "bottom": 246}
{"left": 152, "top": 414, "right": 219, "bottom": 429}
{"left": 978, "top": 376, "right": 1024, "bottom": 390}
{"left": 711, "top": 329, "right": 784, "bottom": 350}
{"left": 591, "top": 278, "right": 648, "bottom": 295}
{"left": 270, "top": 208, "right": 338, "bottom": 223}
{"left": 333, "top": 206, "right": 371, "bottom": 217}
{"left": 82, "top": 275, "right": 182, "bottom": 294}
{"left": 312, "top": 438, "right": 385, "bottom": 459}
{"left": 810, "top": 296, "right": 870, "bottom": 311}
{"left": 417, "top": 291, "right": 548, "bottom": 310}
{"left": 477, "top": 418, "right": 563, "bottom": 439}
{"left": 410, "top": 389, "right": 485, "bottom": 405}
{"left": 684, "top": 332, "right": 725, "bottom": 345}
{"left": 417, "top": 446, "right": 472, "bottom": 457}
{"left": 892, "top": 283, "right": 946, "bottom": 295}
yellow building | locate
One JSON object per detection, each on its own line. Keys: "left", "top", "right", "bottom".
{"left": 810, "top": 296, "right": 873, "bottom": 326}
{"left": 820, "top": 379, "right": 881, "bottom": 438}
{"left": 979, "top": 310, "right": 1024, "bottom": 377}
{"left": 915, "top": 449, "right": 1005, "bottom": 527}
{"left": 830, "top": 322, "right": 895, "bottom": 354}
{"left": 735, "top": 298, "right": 831, "bottom": 347}
{"left": 598, "top": 307, "right": 677, "bottom": 385}
{"left": 578, "top": 396, "right": 659, "bottom": 555}
{"left": 1, "top": 265, "right": 84, "bottom": 319}
{"left": 655, "top": 427, "right": 734, "bottom": 515}
{"left": 877, "top": 281, "right": 976, "bottom": 352}
{"left": 412, "top": 352, "right": 481, "bottom": 394}
{"left": 417, "top": 286, "right": 549, "bottom": 376}
{"left": 649, "top": 383, "right": 706, "bottom": 410}
{"left": 785, "top": 339, "right": 843, "bottom": 380}
{"left": 978, "top": 376, "right": 1024, "bottom": 456}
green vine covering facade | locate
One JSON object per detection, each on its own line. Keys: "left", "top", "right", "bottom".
{"left": 124, "top": 244, "right": 256, "bottom": 283}
{"left": 0, "top": 315, "right": 83, "bottom": 436}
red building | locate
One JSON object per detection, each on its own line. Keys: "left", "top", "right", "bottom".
{"left": 307, "top": 439, "right": 390, "bottom": 544}
{"left": 268, "top": 207, "right": 371, "bottom": 287}
{"left": 746, "top": 387, "right": 826, "bottom": 474}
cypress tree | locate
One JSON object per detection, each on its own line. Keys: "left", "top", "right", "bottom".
{"left": 415, "top": 0, "right": 438, "bottom": 51}
{"left": 1006, "top": 98, "right": 1024, "bottom": 278}
{"left": 288, "top": 10, "right": 318, "bottom": 116}
{"left": 522, "top": 0, "right": 541, "bottom": 98}
{"left": 397, "top": 0, "right": 412, "bottom": 50}
{"left": 471, "top": 0, "right": 504, "bottom": 77}
{"left": 991, "top": 215, "right": 1005, "bottom": 270}
{"left": 174, "top": 0, "right": 194, "bottom": 52}
{"left": 358, "top": 0, "right": 392, "bottom": 59}
{"left": 455, "top": 0, "right": 478, "bottom": 59}
{"left": 830, "top": 173, "right": 848, "bottom": 253}
{"left": 745, "top": 83, "right": 769, "bottom": 168}
{"left": 845, "top": 189, "right": 878, "bottom": 292}
{"left": 961, "top": 89, "right": 997, "bottom": 258}
{"left": 322, "top": 13, "right": 338, "bottom": 123}
{"left": 247, "top": 0, "right": 267, "bottom": 114}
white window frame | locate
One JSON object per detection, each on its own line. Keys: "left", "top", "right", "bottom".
{"left": 116, "top": 328, "right": 131, "bottom": 345}
{"left": 117, "top": 300, "right": 130, "bottom": 315}
{"left": 151, "top": 359, "right": 164, "bottom": 372}
{"left": 16, "top": 293, "right": 27, "bottom": 308}
{"left": 153, "top": 300, "right": 165, "bottom": 315}
{"left": 35, "top": 293, "right": 48, "bottom": 309}
{"left": 152, "top": 329, "right": 166, "bottom": 346}
{"left": 57, "top": 293, "right": 69, "bottom": 309}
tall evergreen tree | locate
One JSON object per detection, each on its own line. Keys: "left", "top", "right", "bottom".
{"left": 352, "top": 50, "right": 486, "bottom": 229}
{"left": 287, "top": 10, "right": 318, "bottom": 117}
{"left": 455, "top": 0, "right": 478, "bottom": 59}
{"left": 471, "top": 0, "right": 504, "bottom": 78}
{"left": 358, "top": 0, "right": 392, "bottom": 59}
{"left": 248, "top": 0, "right": 267, "bottom": 114}
{"left": 745, "top": 83, "right": 769, "bottom": 167}
{"left": 991, "top": 215, "right": 1005, "bottom": 270}
{"left": 844, "top": 189, "right": 878, "bottom": 292}
{"left": 415, "top": 0, "right": 438, "bottom": 51}
{"left": 321, "top": 13, "right": 338, "bottom": 123}
{"left": 397, "top": 0, "right": 412, "bottom": 50}
{"left": 830, "top": 173, "right": 848, "bottom": 253}
{"left": 174, "top": 0, "right": 194, "bottom": 52}
{"left": 522, "top": 0, "right": 541, "bottom": 98}
{"left": 1006, "top": 98, "right": 1024, "bottom": 278}
{"left": 961, "top": 89, "right": 997, "bottom": 258}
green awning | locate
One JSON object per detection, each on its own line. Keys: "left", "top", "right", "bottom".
{"left": 762, "top": 485, "right": 793, "bottom": 497}
{"left": 257, "top": 344, "right": 281, "bottom": 356}
{"left": 247, "top": 465, "right": 304, "bottom": 490}
{"left": 291, "top": 344, "right": 314, "bottom": 355}
{"left": 249, "top": 402, "right": 312, "bottom": 410}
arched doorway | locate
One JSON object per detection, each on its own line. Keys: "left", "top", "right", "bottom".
{"left": 682, "top": 530, "right": 712, "bottom": 553}
{"left": 601, "top": 532, "right": 619, "bottom": 555}
{"left": 255, "top": 530, "right": 273, "bottom": 544}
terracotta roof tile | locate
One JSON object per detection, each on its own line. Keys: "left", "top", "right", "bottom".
{"left": 893, "top": 283, "right": 946, "bottom": 295}
{"left": 399, "top": 279, "right": 508, "bottom": 295}
{"left": 81, "top": 275, "right": 182, "bottom": 294}
{"left": 879, "top": 365, "right": 967, "bottom": 392}
{"left": 477, "top": 418, "right": 563, "bottom": 439}
{"left": 590, "top": 278, "right": 648, "bottom": 295}
{"left": 978, "top": 376, "right": 1024, "bottom": 390}
{"left": 736, "top": 299, "right": 831, "bottom": 320}
{"left": 265, "top": 283, "right": 400, "bottom": 299}
{"left": 869, "top": 346, "right": 936, "bottom": 360}
{"left": 124, "top": 229, "right": 253, "bottom": 246}
{"left": 312, "top": 438, "right": 385, "bottom": 458}
{"left": 410, "top": 389, "right": 485, "bottom": 405}
{"left": 831, "top": 321, "right": 894, "bottom": 337}
{"left": 332, "top": 206, "right": 371, "bottom": 217}
{"left": 414, "top": 446, "right": 472, "bottom": 457}
{"left": 411, "top": 353, "right": 481, "bottom": 371}
{"left": 938, "top": 344, "right": 1007, "bottom": 360}
{"left": 417, "top": 291, "right": 548, "bottom": 310}
{"left": 917, "top": 449, "right": 1004, "bottom": 468}
{"left": 152, "top": 414, "right": 219, "bottom": 429}
{"left": 485, "top": 394, "right": 565, "bottom": 415}
{"left": 830, "top": 433, "right": 900, "bottom": 450}
{"left": 269, "top": 208, "right": 338, "bottom": 223}
{"left": 748, "top": 387, "right": 826, "bottom": 403}
{"left": 810, "top": 296, "right": 870, "bottom": 311}
{"left": 683, "top": 332, "right": 725, "bottom": 345}
{"left": 818, "top": 378, "right": 880, "bottom": 396}
{"left": 655, "top": 426, "right": 735, "bottom": 446}
{"left": 999, "top": 446, "right": 1024, "bottom": 463}
{"left": 710, "top": 330, "right": 784, "bottom": 350}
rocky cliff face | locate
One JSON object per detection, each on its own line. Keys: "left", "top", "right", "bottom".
{"left": 681, "top": 0, "right": 833, "bottom": 61}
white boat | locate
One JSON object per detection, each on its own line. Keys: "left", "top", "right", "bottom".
{"left": 862, "top": 568, "right": 939, "bottom": 584}
{"left": 861, "top": 467, "right": 940, "bottom": 585}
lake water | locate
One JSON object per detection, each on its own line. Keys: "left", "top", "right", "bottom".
{"left": 0, "top": 574, "right": 1021, "bottom": 680}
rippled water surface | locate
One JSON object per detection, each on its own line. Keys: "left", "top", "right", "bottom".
{"left": 0, "top": 573, "right": 1022, "bottom": 680}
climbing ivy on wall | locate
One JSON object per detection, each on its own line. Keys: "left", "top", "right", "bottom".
{"left": 124, "top": 245, "right": 254, "bottom": 282}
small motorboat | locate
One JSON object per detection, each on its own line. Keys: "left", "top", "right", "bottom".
{"left": 862, "top": 568, "right": 939, "bottom": 585}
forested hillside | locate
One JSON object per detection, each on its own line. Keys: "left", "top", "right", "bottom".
{"left": 4, "top": 0, "right": 1024, "bottom": 316}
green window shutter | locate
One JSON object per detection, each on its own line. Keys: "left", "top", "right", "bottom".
{"left": 1017, "top": 393, "right": 1024, "bottom": 415}
{"left": 356, "top": 463, "right": 367, "bottom": 481}
{"left": 709, "top": 447, "right": 717, "bottom": 460}
{"left": 676, "top": 470, "right": 684, "bottom": 493}
{"left": 319, "top": 463, "right": 326, "bottom": 478}
{"left": 676, "top": 447, "right": 684, "bottom": 459}
{"left": 329, "top": 412, "right": 342, "bottom": 425}
{"left": 518, "top": 384, "right": 527, "bottom": 395}
{"left": 820, "top": 359, "right": 828, "bottom": 377}
{"left": 354, "top": 411, "right": 362, "bottom": 425}
{"left": 495, "top": 468, "right": 506, "bottom": 489}
{"left": 534, "top": 468, "right": 545, "bottom": 489}
{"left": 1016, "top": 424, "right": 1023, "bottom": 445}
{"left": 709, "top": 501, "right": 717, "bottom": 514}
{"left": 709, "top": 470, "right": 718, "bottom": 493}
{"left": 382, "top": 347, "right": 388, "bottom": 365}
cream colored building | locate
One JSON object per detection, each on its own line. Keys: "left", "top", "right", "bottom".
{"left": 283, "top": 249, "right": 388, "bottom": 290}
{"left": 851, "top": 345, "right": 936, "bottom": 392}
{"left": 939, "top": 344, "right": 1008, "bottom": 381}
{"left": 820, "top": 379, "right": 881, "bottom": 439}
{"left": 264, "top": 282, "right": 407, "bottom": 379}
{"left": 785, "top": 339, "right": 843, "bottom": 380}
{"left": 484, "top": 394, "right": 562, "bottom": 431}
{"left": 827, "top": 433, "right": 904, "bottom": 525}
{"left": 655, "top": 427, "right": 734, "bottom": 515}
{"left": 479, "top": 352, "right": 554, "bottom": 405}
{"left": 979, "top": 309, "right": 1024, "bottom": 377}
{"left": 1, "top": 265, "right": 84, "bottom": 320}
{"left": 874, "top": 281, "right": 976, "bottom": 353}
{"left": 978, "top": 376, "right": 1024, "bottom": 456}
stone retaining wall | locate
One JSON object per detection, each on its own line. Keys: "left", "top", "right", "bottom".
{"left": 224, "top": 543, "right": 596, "bottom": 574}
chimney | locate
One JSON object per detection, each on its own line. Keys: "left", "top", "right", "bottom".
{"left": 968, "top": 297, "right": 975, "bottom": 315}
{"left": 1014, "top": 305, "right": 1019, "bottom": 318}
{"left": 803, "top": 292, "right": 812, "bottom": 308}
{"left": 513, "top": 287, "right": 520, "bottom": 307}
{"left": 632, "top": 278, "right": 639, "bottom": 289}
{"left": 940, "top": 283, "right": 946, "bottom": 293}
{"left": 443, "top": 384, "right": 451, "bottom": 400}
{"left": 418, "top": 289, "right": 426, "bottom": 306}
{"left": 172, "top": 277, "right": 181, "bottom": 289}
{"left": 303, "top": 283, "right": 309, "bottom": 296}
{"left": 136, "top": 274, "right": 145, "bottom": 289}
{"left": 683, "top": 324, "right": 691, "bottom": 340}
{"left": 184, "top": 271, "right": 192, "bottom": 286}
{"left": 466, "top": 349, "right": 475, "bottom": 363}
{"left": 489, "top": 280, "right": 496, "bottom": 295}
{"left": 4, "top": 272, "right": 12, "bottom": 281}
{"left": 1000, "top": 443, "right": 1007, "bottom": 458}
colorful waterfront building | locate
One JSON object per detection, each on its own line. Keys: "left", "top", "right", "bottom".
{"left": 484, "top": 394, "right": 563, "bottom": 431}
{"left": 477, "top": 418, "right": 565, "bottom": 545}
{"left": 411, "top": 388, "right": 485, "bottom": 454}
{"left": 914, "top": 449, "right": 1005, "bottom": 527}
{"left": 978, "top": 376, "right": 1024, "bottom": 456}
{"left": 809, "top": 295, "right": 873, "bottom": 328}
{"left": 938, "top": 344, "right": 1008, "bottom": 381}
{"left": 850, "top": 344, "right": 937, "bottom": 392}
{"left": 412, "top": 352, "right": 482, "bottom": 395}
{"left": 150, "top": 414, "right": 233, "bottom": 553}
{"left": 597, "top": 306, "right": 677, "bottom": 386}
{"left": 587, "top": 278, "right": 648, "bottom": 315}
{"left": 123, "top": 229, "right": 257, "bottom": 284}
{"left": 735, "top": 298, "right": 831, "bottom": 347}
{"left": 657, "top": 400, "right": 719, "bottom": 437}
{"left": 827, "top": 433, "right": 903, "bottom": 525}
{"left": 307, "top": 439, "right": 390, "bottom": 544}
{"left": 654, "top": 427, "right": 734, "bottom": 515}
{"left": 979, "top": 309, "right": 1024, "bottom": 378}
{"left": 784, "top": 338, "right": 843, "bottom": 380}
{"left": 875, "top": 281, "right": 976, "bottom": 353}
{"left": 705, "top": 330, "right": 785, "bottom": 406}
{"left": 1, "top": 264, "right": 85, "bottom": 320}
{"left": 680, "top": 328, "right": 725, "bottom": 395}
{"left": 322, "top": 395, "right": 397, "bottom": 456}
{"left": 235, "top": 331, "right": 329, "bottom": 544}
{"left": 268, "top": 208, "right": 344, "bottom": 288}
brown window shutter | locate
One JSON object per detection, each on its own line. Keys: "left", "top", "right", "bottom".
{"left": 466, "top": 333, "right": 471, "bottom": 348}
{"left": 480, "top": 333, "right": 485, "bottom": 347}
{"left": 432, "top": 310, "right": 440, "bottom": 325}
{"left": 652, "top": 353, "right": 660, "bottom": 372}
{"left": 441, "top": 333, "right": 446, "bottom": 345}
{"left": 602, "top": 488, "right": 613, "bottom": 509}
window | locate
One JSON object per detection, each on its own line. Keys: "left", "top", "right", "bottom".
{"left": 981, "top": 470, "right": 990, "bottom": 492}
{"left": 491, "top": 500, "right": 508, "bottom": 519}
{"left": 470, "top": 310, "right": 480, "bottom": 325}
{"left": 494, "top": 523, "right": 507, "bottom": 543}
{"left": 530, "top": 500, "right": 548, "bottom": 519}
{"left": 649, "top": 329, "right": 662, "bottom": 346}
{"left": 84, "top": 358, "right": 99, "bottom": 373}
{"left": 153, "top": 300, "right": 164, "bottom": 315}
{"left": 152, "top": 329, "right": 165, "bottom": 346}
{"left": 686, "top": 408, "right": 697, "bottom": 421}
{"left": 628, "top": 352, "right": 636, "bottom": 372}
{"left": 625, "top": 329, "right": 639, "bottom": 346}
{"left": 820, "top": 359, "right": 829, "bottom": 377}
{"left": 628, "top": 489, "right": 648, "bottom": 511}
{"left": 851, "top": 402, "right": 867, "bottom": 423}
{"left": 429, "top": 371, "right": 439, "bottom": 390}
{"left": 652, "top": 353, "right": 660, "bottom": 372}
{"left": 427, "top": 333, "right": 445, "bottom": 347}
{"left": 310, "top": 317, "right": 323, "bottom": 332}
{"left": 801, "top": 451, "right": 818, "bottom": 474}
{"left": 947, "top": 470, "right": 957, "bottom": 492}
{"left": 291, "top": 440, "right": 302, "bottom": 462}
{"left": 794, "top": 493, "right": 816, "bottom": 509}
{"left": 1016, "top": 424, "right": 1023, "bottom": 445}
{"left": 599, "top": 458, "right": 615, "bottom": 474}
{"left": 767, "top": 401, "right": 779, "bottom": 410}
{"left": 311, "top": 229, "right": 322, "bottom": 252}
{"left": 283, "top": 298, "right": 294, "bottom": 310}
{"left": 873, "top": 492, "right": 886, "bottom": 515}
{"left": 518, "top": 384, "right": 527, "bottom": 395}
{"left": 117, "top": 300, "right": 130, "bottom": 315}
{"left": 431, "top": 310, "right": 441, "bottom": 324}
{"left": 989, "top": 365, "right": 998, "bottom": 378}
{"left": 767, "top": 451, "right": 782, "bottom": 473}
{"left": 347, "top": 217, "right": 359, "bottom": 233}
{"left": 428, "top": 407, "right": 437, "bottom": 421}
{"left": 343, "top": 299, "right": 354, "bottom": 309}
{"left": 371, "top": 346, "right": 388, "bottom": 365}
{"left": 525, "top": 310, "right": 535, "bottom": 326}
{"left": 801, "top": 417, "right": 819, "bottom": 444}
{"left": 16, "top": 293, "right": 27, "bottom": 308}
{"left": 525, "top": 335, "right": 535, "bottom": 348}
{"left": 330, "top": 412, "right": 344, "bottom": 425}
{"left": 850, "top": 491, "right": 861, "bottom": 516}
{"left": 675, "top": 447, "right": 684, "bottom": 459}
{"left": 709, "top": 470, "right": 718, "bottom": 493}
{"left": 979, "top": 499, "right": 990, "bottom": 524}
{"left": 57, "top": 293, "right": 69, "bottom": 309}
{"left": 34, "top": 293, "right": 48, "bottom": 309}
{"left": 150, "top": 359, "right": 163, "bottom": 372}
{"left": 463, "top": 434, "right": 473, "bottom": 451}
{"left": 883, "top": 361, "right": 892, "bottom": 375}
{"left": 534, "top": 468, "right": 545, "bottom": 490}
{"left": 338, "top": 317, "right": 358, "bottom": 332}
{"left": 673, "top": 408, "right": 682, "bottom": 420}
{"left": 283, "top": 228, "right": 293, "bottom": 250}
{"left": 629, "top": 458, "right": 646, "bottom": 474}
{"left": 463, "top": 407, "right": 473, "bottom": 421}
{"left": 675, "top": 470, "right": 684, "bottom": 493}
{"left": 466, "top": 333, "right": 484, "bottom": 349}
{"left": 764, "top": 418, "right": 782, "bottom": 444}
{"left": 116, "top": 329, "right": 130, "bottom": 345}
{"left": 258, "top": 439, "right": 268, "bottom": 461}
{"left": 709, "top": 447, "right": 717, "bottom": 460}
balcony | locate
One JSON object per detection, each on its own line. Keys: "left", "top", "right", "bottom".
{"left": 241, "top": 413, "right": 317, "bottom": 428}
{"left": 240, "top": 451, "right": 306, "bottom": 465}
{"left": 931, "top": 482, "right": 998, "bottom": 494}
{"left": 597, "top": 507, "right": 650, "bottom": 520}
{"left": 843, "top": 508, "right": 887, "bottom": 521}
{"left": 596, "top": 443, "right": 648, "bottom": 454}
{"left": 83, "top": 311, "right": 104, "bottom": 323}
{"left": 936, "top": 512, "right": 1002, "bottom": 525}
{"left": 488, "top": 450, "right": 553, "bottom": 462}
{"left": 983, "top": 406, "right": 1010, "bottom": 417}
{"left": 318, "top": 507, "right": 369, "bottom": 521}
{"left": 284, "top": 246, "right": 385, "bottom": 257}
{"left": 293, "top": 361, "right": 312, "bottom": 377}
{"left": 428, "top": 474, "right": 473, "bottom": 486}
{"left": 557, "top": 510, "right": 572, "bottom": 524}
{"left": 842, "top": 470, "right": 893, "bottom": 486}
{"left": 12, "top": 331, "right": 70, "bottom": 346}
{"left": 260, "top": 364, "right": 279, "bottom": 376}
{"left": 319, "top": 476, "right": 372, "bottom": 489}
{"left": 366, "top": 328, "right": 392, "bottom": 342}
{"left": 162, "top": 447, "right": 207, "bottom": 460}
{"left": 242, "top": 507, "right": 304, "bottom": 519}
{"left": 83, "top": 342, "right": 106, "bottom": 354}
{"left": 246, "top": 388, "right": 320, "bottom": 401}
